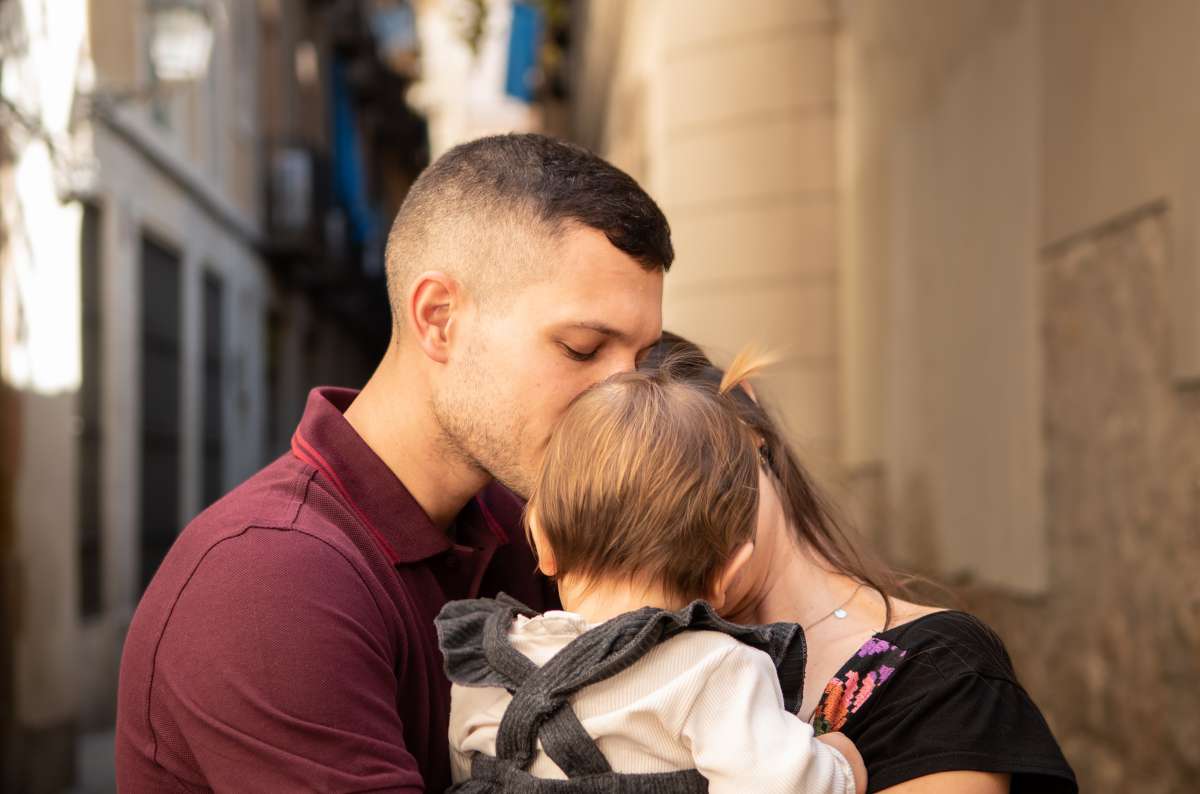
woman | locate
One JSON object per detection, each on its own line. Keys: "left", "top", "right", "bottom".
{"left": 643, "top": 334, "right": 1077, "bottom": 794}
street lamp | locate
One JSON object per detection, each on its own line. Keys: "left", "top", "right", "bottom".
{"left": 147, "top": 0, "right": 216, "bottom": 85}
{"left": 53, "top": 0, "right": 221, "bottom": 199}
{"left": 83, "top": 0, "right": 218, "bottom": 106}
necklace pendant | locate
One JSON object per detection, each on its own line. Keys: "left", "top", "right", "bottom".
{"left": 833, "top": 608, "right": 848, "bottom": 620}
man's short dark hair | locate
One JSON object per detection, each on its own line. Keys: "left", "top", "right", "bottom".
{"left": 385, "top": 133, "right": 673, "bottom": 329}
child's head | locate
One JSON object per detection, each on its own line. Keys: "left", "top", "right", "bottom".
{"left": 526, "top": 350, "right": 767, "bottom": 607}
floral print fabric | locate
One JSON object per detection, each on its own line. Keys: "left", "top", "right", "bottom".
{"left": 811, "top": 636, "right": 908, "bottom": 735}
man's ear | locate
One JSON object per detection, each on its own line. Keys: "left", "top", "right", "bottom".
{"left": 526, "top": 510, "right": 558, "bottom": 577}
{"left": 708, "top": 541, "right": 755, "bottom": 611}
{"left": 407, "top": 271, "right": 460, "bottom": 364}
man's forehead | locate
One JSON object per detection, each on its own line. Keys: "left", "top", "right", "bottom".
{"left": 551, "top": 224, "right": 653, "bottom": 273}
{"left": 545, "top": 267, "right": 661, "bottom": 315}
{"left": 522, "top": 228, "right": 664, "bottom": 337}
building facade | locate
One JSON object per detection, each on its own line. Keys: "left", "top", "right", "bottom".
{"left": 1, "top": 1, "right": 427, "bottom": 789}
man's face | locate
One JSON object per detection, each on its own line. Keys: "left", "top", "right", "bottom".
{"left": 432, "top": 225, "right": 664, "bottom": 496}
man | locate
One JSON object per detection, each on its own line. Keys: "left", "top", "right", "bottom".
{"left": 116, "top": 134, "right": 672, "bottom": 792}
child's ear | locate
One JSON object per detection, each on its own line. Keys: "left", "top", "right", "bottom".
{"left": 708, "top": 541, "right": 755, "bottom": 611}
{"left": 527, "top": 511, "right": 558, "bottom": 577}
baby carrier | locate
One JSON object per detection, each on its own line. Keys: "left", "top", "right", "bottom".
{"left": 435, "top": 593, "right": 807, "bottom": 793}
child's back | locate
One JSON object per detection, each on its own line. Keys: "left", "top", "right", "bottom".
{"left": 440, "top": 596, "right": 856, "bottom": 794}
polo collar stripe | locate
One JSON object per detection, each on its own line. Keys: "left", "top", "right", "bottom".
{"left": 291, "top": 430, "right": 402, "bottom": 565}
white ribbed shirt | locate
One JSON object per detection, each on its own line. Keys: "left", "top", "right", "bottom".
{"left": 448, "top": 609, "right": 855, "bottom": 794}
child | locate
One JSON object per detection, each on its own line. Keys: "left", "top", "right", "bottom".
{"left": 435, "top": 353, "right": 867, "bottom": 794}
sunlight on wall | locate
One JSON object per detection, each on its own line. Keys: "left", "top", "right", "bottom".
{"left": 0, "top": 0, "right": 90, "bottom": 395}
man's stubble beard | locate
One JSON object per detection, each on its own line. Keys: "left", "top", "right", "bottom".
{"left": 430, "top": 360, "right": 535, "bottom": 498}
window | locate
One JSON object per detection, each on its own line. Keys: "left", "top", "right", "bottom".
{"left": 78, "top": 204, "right": 103, "bottom": 617}
{"left": 202, "top": 271, "right": 224, "bottom": 507}
{"left": 139, "top": 235, "right": 182, "bottom": 588}
{"left": 266, "top": 307, "right": 286, "bottom": 456}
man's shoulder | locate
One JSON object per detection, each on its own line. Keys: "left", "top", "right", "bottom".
{"left": 174, "top": 451, "right": 366, "bottom": 571}
{"left": 126, "top": 454, "right": 389, "bottom": 658}
{"left": 116, "top": 521, "right": 413, "bottom": 790}
{"left": 192, "top": 451, "right": 313, "bottom": 532}
{"left": 130, "top": 524, "right": 385, "bottom": 649}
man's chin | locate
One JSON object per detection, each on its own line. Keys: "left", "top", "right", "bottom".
{"left": 480, "top": 462, "right": 533, "bottom": 500}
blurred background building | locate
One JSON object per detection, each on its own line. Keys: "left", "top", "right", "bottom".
{"left": 0, "top": 0, "right": 1197, "bottom": 791}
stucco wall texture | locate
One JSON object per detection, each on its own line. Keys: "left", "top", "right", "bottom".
{"left": 965, "top": 207, "right": 1200, "bottom": 793}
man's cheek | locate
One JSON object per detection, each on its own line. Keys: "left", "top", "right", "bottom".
{"left": 529, "top": 398, "right": 570, "bottom": 451}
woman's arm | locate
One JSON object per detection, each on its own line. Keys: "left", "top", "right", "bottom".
{"left": 879, "top": 771, "right": 1011, "bottom": 794}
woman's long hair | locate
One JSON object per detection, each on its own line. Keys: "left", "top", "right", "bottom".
{"left": 642, "top": 331, "right": 908, "bottom": 629}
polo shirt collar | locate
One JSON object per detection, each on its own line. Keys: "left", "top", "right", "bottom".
{"left": 290, "top": 387, "right": 510, "bottom": 564}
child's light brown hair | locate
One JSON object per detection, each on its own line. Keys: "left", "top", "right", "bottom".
{"left": 526, "top": 349, "right": 769, "bottom": 602}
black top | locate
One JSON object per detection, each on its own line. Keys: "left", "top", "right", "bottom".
{"left": 810, "top": 610, "right": 1077, "bottom": 793}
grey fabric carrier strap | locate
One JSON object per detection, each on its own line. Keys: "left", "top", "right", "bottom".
{"left": 435, "top": 593, "right": 807, "bottom": 794}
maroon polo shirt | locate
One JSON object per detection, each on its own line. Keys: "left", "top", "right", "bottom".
{"left": 116, "top": 387, "right": 555, "bottom": 792}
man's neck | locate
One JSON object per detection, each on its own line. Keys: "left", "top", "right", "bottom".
{"left": 343, "top": 345, "right": 489, "bottom": 531}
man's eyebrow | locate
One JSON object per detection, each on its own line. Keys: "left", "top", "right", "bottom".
{"left": 568, "top": 321, "right": 626, "bottom": 339}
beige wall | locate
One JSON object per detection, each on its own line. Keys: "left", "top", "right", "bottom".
{"left": 88, "top": 0, "right": 141, "bottom": 91}
{"left": 837, "top": 0, "right": 1200, "bottom": 787}
{"left": 1041, "top": 0, "right": 1200, "bottom": 381}
{"left": 838, "top": 0, "right": 1046, "bottom": 591}
{"left": 582, "top": 0, "right": 844, "bottom": 479}
{"left": 972, "top": 205, "right": 1200, "bottom": 793}
{"left": 840, "top": 0, "right": 1200, "bottom": 588}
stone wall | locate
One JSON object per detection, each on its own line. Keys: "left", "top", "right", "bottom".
{"left": 964, "top": 206, "right": 1200, "bottom": 793}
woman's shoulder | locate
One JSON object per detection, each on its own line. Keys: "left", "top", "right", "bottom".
{"left": 814, "top": 608, "right": 1078, "bottom": 793}
{"left": 876, "top": 608, "right": 1020, "bottom": 681}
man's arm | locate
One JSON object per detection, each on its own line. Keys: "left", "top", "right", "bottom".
{"left": 151, "top": 527, "right": 423, "bottom": 792}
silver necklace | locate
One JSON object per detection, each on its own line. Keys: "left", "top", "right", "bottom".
{"left": 802, "top": 584, "right": 865, "bottom": 632}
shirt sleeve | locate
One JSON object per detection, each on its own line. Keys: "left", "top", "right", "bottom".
{"left": 149, "top": 527, "right": 424, "bottom": 792}
{"left": 846, "top": 670, "right": 1077, "bottom": 793}
{"left": 839, "top": 614, "right": 1077, "bottom": 794}
{"left": 680, "top": 644, "right": 857, "bottom": 794}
